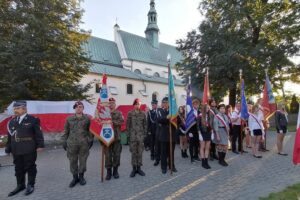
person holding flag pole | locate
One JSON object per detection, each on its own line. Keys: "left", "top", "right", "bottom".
{"left": 157, "top": 54, "right": 177, "bottom": 174}
{"left": 90, "top": 74, "right": 115, "bottom": 182}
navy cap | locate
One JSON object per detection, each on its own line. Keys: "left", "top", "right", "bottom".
{"left": 13, "top": 101, "right": 26, "bottom": 108}
{"left": 151, "top": 99, "right": 158, "bottom": 104}
{"left": 162, "top": 97, "right": 168, "bottom": 102}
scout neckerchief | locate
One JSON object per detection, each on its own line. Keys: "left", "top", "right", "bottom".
{"left": 215, "top": 114, "right": 229, "bottom": 135}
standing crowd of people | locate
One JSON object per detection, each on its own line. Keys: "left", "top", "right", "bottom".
{"left": 4, "top": 98, "right": 289, "bottom": 196}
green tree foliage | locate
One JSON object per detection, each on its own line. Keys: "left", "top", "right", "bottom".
{"left": 290, "top": 94, "right": 299, "bottom": 114}
{"left": 176, "top": 0, "right": 300, "bottom": 106}
{"left": 0, "top": 0, "right": 91, "bottom": 110}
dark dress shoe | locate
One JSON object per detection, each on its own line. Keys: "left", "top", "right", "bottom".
{"left": 162, "top": 169, "right": 167, "bottom": 174}
{"left": 8, "top": 185, "right": 25, "bottom": 197}
{"left": 130, "top": 166, "right": 136, "bottom": 178}
{"left": 25, "top": 185, "right": 34, "bottom": 196}
{"left": 194, "top": 157, "right": 201, "bottom": 162}
{"left": 106, "top": 168, "right": 112, "bottom": 180}
{"left": 233, "top": 151, "right": 239, "bottom": 154}
{"left": 171, "top": 167, "right": 177, "bottom": 173}
{"left": 154, "top": 160, "right": 159, "bottom": 166}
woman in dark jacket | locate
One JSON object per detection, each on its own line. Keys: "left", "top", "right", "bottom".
{"left": 275, "top": 104, "right": 288, "bottom": 156}
{"left": 177, "top": 106, "right": 188, "bottom": 158}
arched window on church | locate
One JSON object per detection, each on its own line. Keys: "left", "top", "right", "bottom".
{"left": 154, "top": 16, "right": 156, "bottom": 22}
{"left": 153, "top": 72, "right": 160, "bottom": 78}
{"left": 134, "top": 69, "right": 142, "bottom": 74}
{"left": 127, "top": 84, "right": 133, "bottom": 95}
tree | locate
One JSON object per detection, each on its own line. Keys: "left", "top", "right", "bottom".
{"left": 0, "top": 0, "right": 91, "bottom": 110}
{"left": 290, "top": 94, "right": 299, "bottom": 114}
{"left": 176, "top": 0, "right": 300, "bottom": 106}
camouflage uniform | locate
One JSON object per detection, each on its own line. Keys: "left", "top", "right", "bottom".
{"left": 126, "top": 110, "right": 147, "bottom": 167}
{"left": 62, "top": 114, "right": 93, "bottom": 175}
{"left": 105, "top": 110, "right": 124, "bottom": 168}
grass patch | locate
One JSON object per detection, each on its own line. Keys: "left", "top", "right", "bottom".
{"left": 259, "top": 182, "right": 300, "bottom": 200}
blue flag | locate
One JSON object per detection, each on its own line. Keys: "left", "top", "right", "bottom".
{"left": 240, "top": 79, "right": 249, "bottom": 120}
{"left": 185, "top": 85, "right": 196, "bottom": 132}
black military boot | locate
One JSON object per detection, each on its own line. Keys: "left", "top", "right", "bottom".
{"left": 153, "top": 160, "right": 159, "bottom": 166}
{"left": 69, "top": 174, "right": 79, "bottom": 188}
{"left": 130, "top": 166, "right": 136, "bottom": 178}
{"left": 113, "top": 167, "right": 119, "bottom": 179}
{"left": 79, "top": 173, "right": 86, "bottom": 185}
{"left": 8, "top": 185, "right": 26, "bottom": 197}
{"left": 25, "top": 184, "right": 34, "bottom": 196}
{"left": 202, "top": 158, "right": 209, "bottom": 169}
{"left": 222, "top": 153, "right": 229, "bottom": 166}
{"left": 136, "top": 166, "right": 145, "bottom": 176}
{"left": 205, "top": 158, "right": 211, "bottom": 169}
{"left": 106, "top": 168, "right": 112, "bottom": 180}
{"left": 181, "top": 150, "right": 184, "bottom": 158}
{"left": 218, "top": 152, "right": 226, "bottom": 167}
{"left": 184, "top": 150, "right": 189, "bottom": 158}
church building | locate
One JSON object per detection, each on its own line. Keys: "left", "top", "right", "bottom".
{"left": 80, "top": 0, "right": 186, "bottom": 106}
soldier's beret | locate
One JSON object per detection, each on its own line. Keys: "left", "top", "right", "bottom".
{"left": 73, "top": 101, "right": 84, "bottom": 109}
{"left": 133, "top": 98, "right": 141, "bottom": 105}
{"left": 151, "top": 99, "right": 158, "bottom": 104}
{"left": 162, "top": 97, "right": 168, "bottom": 102}
{"left": 13, "top": 101, "right": 26, "bottom": 108}
{"left": 109, "top": 97, "right": 116, "bottom": 102}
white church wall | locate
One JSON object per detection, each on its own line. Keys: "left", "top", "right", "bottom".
{"left": 81, "top": 73, "right": 186, "bottom": 107}
{"left": 121, "top": 59, "right": 180, "bottom": 80}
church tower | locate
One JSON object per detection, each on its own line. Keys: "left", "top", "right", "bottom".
{"left": 145, "top": 0, "right": 159, "bottom": 48}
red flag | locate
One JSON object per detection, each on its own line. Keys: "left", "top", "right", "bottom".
{"left": 261, "top": 73, "right": 277, "bottom": 120}
{"left": 202, "top": 70, "right": 210, "bottom": 105}
{"left": 293, "top": 106, "right": 300, "bottom": 165}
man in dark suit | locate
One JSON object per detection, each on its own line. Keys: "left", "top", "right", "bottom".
{"left": 147, "top": 100, "right": 158, "bottom": 161}
{"left": 157, "top": 97, "right": 177, "bottom": 174}
{"left": 5, "top": 101, "right": 44, "bottom": 196}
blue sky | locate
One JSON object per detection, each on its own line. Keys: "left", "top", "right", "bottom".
{"left": 80, "top": 0, "right": 203, "bottom": 46}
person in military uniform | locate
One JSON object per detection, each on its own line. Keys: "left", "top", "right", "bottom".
{"left": 62, "top": 101, "right": 94, "bottom": 188}
{"left": 147, "top": 100, "right": 158, "bottom": 160}
{"left": 126, "top": 98, "right": 147, "bottom": 177}
{"left": 5, "top": 101, "right": 44, "bottom": 196}
{"left": 157, "top": 97, "right": 177, "bottom": 174}
{"left": 104, "top": 97, "right": 124, "bottom": 180}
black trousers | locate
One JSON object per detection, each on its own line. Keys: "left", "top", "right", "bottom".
{"left": 149, "top": 132, "right": 156, "bottom": 157}
{"left": 13, "top": 152, "right": 37, "bottom": 186}
{"left": 189, "top": 133, "right": 199, "bottom": 158}
{"left": 232, "top": 125, "right": 242, "bottom": 152}
{"left": 155, "top": 137, "right": 161, "bottom": 162}
{"left": 160, "top": 142, "right": 175, "bottom": 170}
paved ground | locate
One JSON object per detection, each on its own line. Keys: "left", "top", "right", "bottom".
{"left": 0, "top": 131, "right": 299, "bottom": 200}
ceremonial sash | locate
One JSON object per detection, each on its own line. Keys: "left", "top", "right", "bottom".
{"left": 148, "top": 110, "right": 156, "bottom": 124}
{"left": 209, "top": 109, "right": 215, "bottom": 116}
{"left": 249, "top": 113, "right": 264, "bottom": 131}
{"left": 215, "top": 114, "right": 229, "bottom": 135}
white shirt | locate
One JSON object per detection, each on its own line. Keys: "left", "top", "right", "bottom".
{"left": 231, "top": 110, "right": 241, "bottom": 125}
{"left": 248, "top": 113, "right": 264, "bottom": 133}
{"left": 18, "top": 113, "right": 27, "bottom": 124}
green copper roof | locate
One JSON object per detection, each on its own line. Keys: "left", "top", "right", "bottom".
{"left": 82, "top": 37, "right": 122, "bottom": 66}
{"left": 118, "top": 30, "right": 182, "bottom": 67}
{"left": 89, "top": 63, "right": 184, "bottom": 86}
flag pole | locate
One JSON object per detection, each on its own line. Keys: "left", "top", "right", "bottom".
{"left": 167, "top": 54, "right": 173, "bottom": 175}
{"left": 101, "top": 144, "right": 105, "bottom": 182}
{"left": 263, "top": 68, "right": 269, "bottom": 150}
{"left": 239, "top": 69, "right": 244, "bottom": 155}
